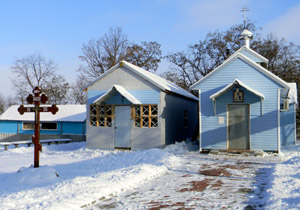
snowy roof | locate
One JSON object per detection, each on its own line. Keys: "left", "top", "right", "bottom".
{"left": 94, "top": 85, "right": 142, "bottom": 104}
{"left": 85, "top": 61, "right": 198, "bottom": 101}
{"left": 0, "top": 105, "right": 86, "bottom": 122}
{"left": 190, "top": 53, "right": 290, "bottom": 90}
{"left": 288, "top": 83, "right": 298, "bottom": 104}
{"left": 210, "top": 79, "right": 265, "bottom": 100}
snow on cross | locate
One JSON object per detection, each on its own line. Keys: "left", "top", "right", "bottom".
{"left": 17, "top": 86, "right": 59, "bottom": 168}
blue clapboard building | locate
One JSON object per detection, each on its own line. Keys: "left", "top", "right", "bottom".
{"left": 190, "top": 29, "right": 297, "bottom": 152}
{"left": 0, "top": 105, "right": 86, "bottom": 142}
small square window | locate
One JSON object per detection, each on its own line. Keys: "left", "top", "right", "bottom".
{"left": 91, "top": 105, "right": 97, "bottom": 115}
{"left": 135, "top": 106, "right": 141, "bottom": 117}
{"left": 90, "top": 116, "right": 97, "bottom": 126}
{"left": 151, "top": 105, "right": 158, "bottom": 116}
{"left": 107, "top": 117, "right": 113, "bottom": 127}
{"left": 23, "top": 122, "right": 35, "bottom": 130}
{"left": 98, "top": 106, "right": 105, "bottom": 115}
{"left": 151, "top": 117, "right": 158, "bottom": 127}
{"left": 41, "top": 122, "right": 57, "bottom": 130}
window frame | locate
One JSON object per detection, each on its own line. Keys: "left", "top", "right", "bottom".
{"left": 133, "top": 104, "right": 158, "bottom": 128}
{"left": 89, "top": 104, "right": 115, "bottom": 127}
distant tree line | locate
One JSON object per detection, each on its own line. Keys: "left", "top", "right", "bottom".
{"left": 5, "top": 24, "right": 300, "bottom": 126}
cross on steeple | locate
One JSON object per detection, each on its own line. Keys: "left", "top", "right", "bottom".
{"left": 241, "top": 6, "right": 249, "bottom": 29}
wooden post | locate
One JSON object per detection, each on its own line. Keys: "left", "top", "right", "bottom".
{"left": 18, "top": 86, "right": 59, "bottom": 168}
{"left": 33, "top": 87, "right": 41, "bottom": 168}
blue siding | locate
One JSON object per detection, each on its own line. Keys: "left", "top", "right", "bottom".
{"left": 107, "top": 94, "right": 131, "bottom": 104}
{"left": 240, "top": 49, "right": 266, "bottom": 63}
{"left": 0, "top": 120, "right": 86, "bottom": 135}
{"left": 195, "top": 58, "right": 282, "bottom": 151}
{"left": 0, "top": 121, "right": 18, "bottom": 133}
{"left": 88, "top": 90, "right": 106, "bottom": 104}
{"left": 129, "top": 90, "right": 160, "bottom": 104}
{"left": 87, "top": 90, "right": 160, "bottom": 105}
{"left": 280, "top": 103, "right": 296, "bottom": 146}
{"left": 62, "top": 122, "right": 85, "bottom": 135}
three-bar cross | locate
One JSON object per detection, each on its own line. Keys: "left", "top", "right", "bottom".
{"left": 18, "top": 86, "right": 59, "bottom": 168}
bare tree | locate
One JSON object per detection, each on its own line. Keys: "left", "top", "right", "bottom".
{"left": 125, "top": 41, "right": 162, "bottom": 72}
{"left": 11, "top": 53, "right": 57, "bottom": 93}
{"left": 10, "top": 53, "right": 69, "bottom": 104}
{"left": 0, "top": 93, "right": 6, "bottom": 114}
{"left": 44, "top": 75, "right": 70, "bottom": 104}
{"left": 252, "top": 35, "right": 300, "bottom": 82}
{"left": 6, "top": 96, "right": 17, "bottom": 108}
{"left": 164, "top": 23, "right": 258, "bottom": 89}
{"left": 0, "top": 94, "right": 18, "bottom": 114}
{"left": 78, "top": 27, "right": 162, "bottom": 82}
{"left": 78, "top": 27, "right": 129, "bottom": 81}
{"left": 69, "top": 75, "right": 88, "bottom": 104}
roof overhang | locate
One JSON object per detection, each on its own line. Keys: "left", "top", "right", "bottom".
{"left": 93, "top": 85, "right": 142, "bottom": 104}
{"left": 210, "top": 79, "right": 265, "bottom": 101}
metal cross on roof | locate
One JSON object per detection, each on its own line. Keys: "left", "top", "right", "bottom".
{"left": 241, "top": 6, "right": 249, "bottom": 29}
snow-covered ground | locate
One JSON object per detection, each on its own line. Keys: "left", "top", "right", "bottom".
{"left": 0, "top": 141, "right": 299, "bottom": 209}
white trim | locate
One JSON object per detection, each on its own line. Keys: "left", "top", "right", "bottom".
{"left": 190, "top": 53, "right": 289, "bottom": 90}
{"left": 93, "top": 85, "right": 142, "bottom": 104}
{"left": 249, "top": 104, "right": 251, "bottom": 151}
{"left": 261, "top": 99, "right": 263, "bottom": 116}
{"left": 209, "top": 79, "right": 265, "bottom": 100}
{"left": 294, "top": 104, "right": 297, "bottom": 145}
{"left": 229, "top": 45, "right": 268, "bottom": 63}
{"left": 226, "top": 105, "right": 229, "bottom": 149}
{"left": 212, "top": 99, "right": 217, "bottom": 116}
{"left": 278, "top": 88, "right": 281, "bottom": 153}
{"left": 198, "top": 89, "right": 202, "bottom": 152}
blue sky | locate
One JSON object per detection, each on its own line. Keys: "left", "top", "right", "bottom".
{"left": 1, "top": 0, "right": 300, "bottom": 97}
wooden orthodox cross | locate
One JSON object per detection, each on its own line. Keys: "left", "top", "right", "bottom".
{"left": 18, "top": 86, "right": 59, "bottom": 168}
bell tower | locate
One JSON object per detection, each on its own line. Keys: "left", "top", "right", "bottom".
{"left": 239, "top": 6, "right": 253, "bottom": 48}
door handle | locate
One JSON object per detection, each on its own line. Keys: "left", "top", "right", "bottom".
{"left": 114, "top": 127, "right": 117, "bottom": 129}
